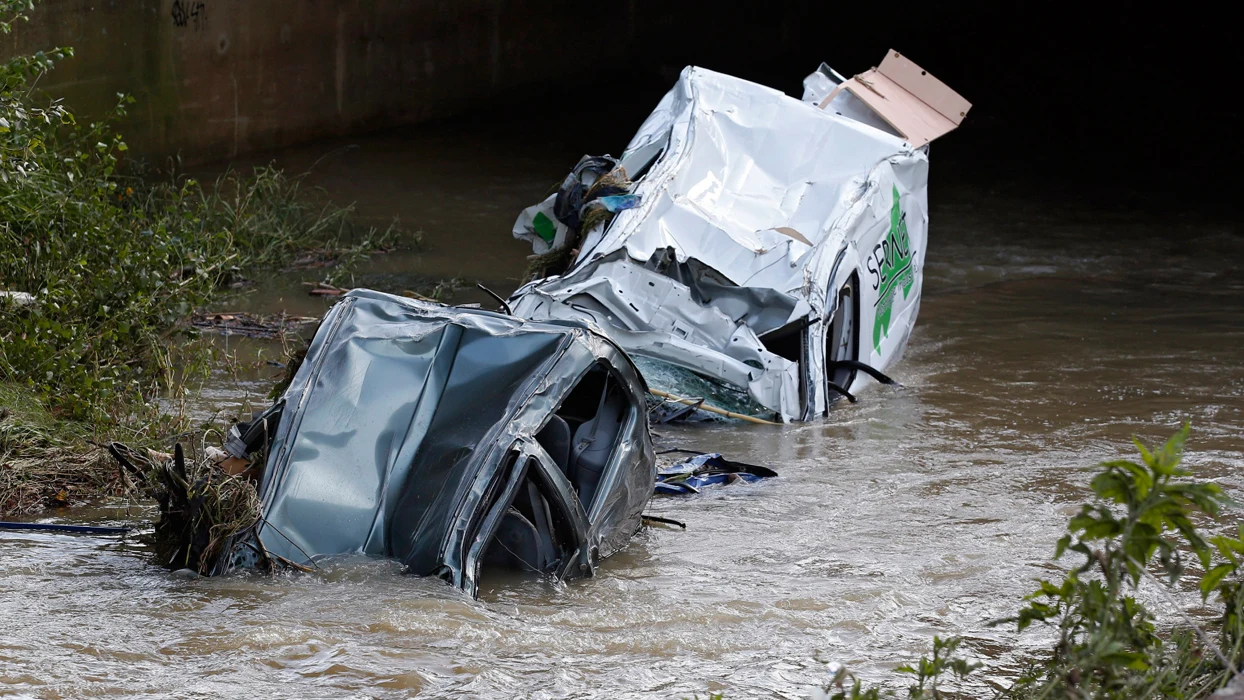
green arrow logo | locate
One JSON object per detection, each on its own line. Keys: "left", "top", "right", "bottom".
{"left": 873, "top": 185, "right": 915, "bottom": 354}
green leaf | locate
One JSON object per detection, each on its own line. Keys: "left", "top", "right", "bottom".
{"left": 1133, "top": 436, "right": 1155, "bottom": 467}
{"left": 1105, "top": 459, "right": 1152, "bottom": 499}
{"left": 1212, "top": 534, "right": 1244, "bottom": 558}
{"left": 1053, "top": 534, "right": 1071, "bottom": 559}
{"left": 1091, "top": 471, "right": 1134, "bottom": 504}
{"left": 1199, "top": 563, "right": 1235, "bottom": 600}
{"left": 1151, "top": 423, "right": 1190, "bottom": 475}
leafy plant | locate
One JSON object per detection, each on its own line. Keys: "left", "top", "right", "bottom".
{"left": 0, "top": 0, "right": 394, "bottom": 423}
{"left": 898, "top": 636, "right": 982, "bottom": 699}
{"left": 817, "top": 637, "right": 979, "bottom": 700}
{"left": 998, "top": 424, "right": 1239, "bottom": 699}
{"left": 805, "top": 425, "right": 1243, "bottom": 700}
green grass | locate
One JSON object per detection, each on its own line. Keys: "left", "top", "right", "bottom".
{"left": 1, "top": 0, "right": 396, "bottom": 424}
{"left": 1, "top": 0, "right": 398, "bottom": 514}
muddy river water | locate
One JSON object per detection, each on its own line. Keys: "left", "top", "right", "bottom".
{"left": 3, "top": 116, "right": 1243, "bottom": 698}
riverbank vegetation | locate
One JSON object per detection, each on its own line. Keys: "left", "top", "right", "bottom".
{"left": 1, "top": 0, "right": 394, "bottom": 512}
{"left": 813, "top": 425, "right": 1243, "bottom": 699}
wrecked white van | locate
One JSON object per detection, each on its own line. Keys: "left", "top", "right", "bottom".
{"left": 508, "top": 51, "right": 969, "bottom": 421}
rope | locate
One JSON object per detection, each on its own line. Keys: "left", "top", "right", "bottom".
{"left": 647, "top": 389, "right": 781, "bottom": 426}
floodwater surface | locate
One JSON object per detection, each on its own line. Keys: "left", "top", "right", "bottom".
{"left": 2, "top": 119, "right": 1242, "bottom": 698}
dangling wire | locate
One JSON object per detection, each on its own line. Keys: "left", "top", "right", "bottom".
{"left": 826, "top": 360, "right": 901, "bottom": 386}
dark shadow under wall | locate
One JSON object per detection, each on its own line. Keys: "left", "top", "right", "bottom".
{"left": 3, "top": 1, "right": 1235, "bottom": 217}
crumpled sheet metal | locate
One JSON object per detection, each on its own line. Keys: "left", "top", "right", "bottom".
{"left": 253, "top": 290, "right": 655, "bottom": 597}
{"left": 510, "top": 66, "right": 932, "bottom": 421}
{"left": 801, "top": 62, "right": 902, "bottom": 137}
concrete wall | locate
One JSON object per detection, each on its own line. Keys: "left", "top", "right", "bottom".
{"left": 5, "top": 0, "right": 637, "bottom": 164}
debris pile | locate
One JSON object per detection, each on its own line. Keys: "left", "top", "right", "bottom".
{"left": 0, "top": 404, "right": 119, "bottom": 515}
{"left": 189, "top": 311, "right": 319, "bottom": 339}
{"left": 107, "top": 442, "right": 264, "bottom": 575}
{"left": 654, "top": 451, "right": 778, "bottom": 495}
{"left": 512, "top": 156, "right": 637, "bottom": 281}
{"left": 0, "top": 444, "right": 115, "bottom": 515}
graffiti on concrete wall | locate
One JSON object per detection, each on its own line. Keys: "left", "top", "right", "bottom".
{"left": 171, "top": 0, "right": 207, "bottom": 30}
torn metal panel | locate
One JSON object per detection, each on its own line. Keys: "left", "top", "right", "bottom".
{"left": 510, "top": 56, "right": 966, "bottom": 421}
{"left": 800, "top": 62, "right": 847, "bottom": 105}
{"left": 245, "top": 290, "right": 654, "bottom": 598}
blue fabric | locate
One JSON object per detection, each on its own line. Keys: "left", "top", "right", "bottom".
{"left": 654, "top": 453, "right": 774, "bottom": 495}
{"left": 597, "top": 194, "right": 642, "bottom": 213}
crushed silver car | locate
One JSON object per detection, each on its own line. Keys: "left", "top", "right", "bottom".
{"left": 225, "top": 290, "right": 655, "bottom": 598}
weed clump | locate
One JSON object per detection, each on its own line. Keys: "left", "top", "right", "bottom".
{"left": 817, "top": 425, "right": 1244, "bottom": 700}
{"left": 0, "top": 0, "right": 393, "bottom": 426}
{"left": 107, "top": 441, "right": 262, "bottom": 574}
